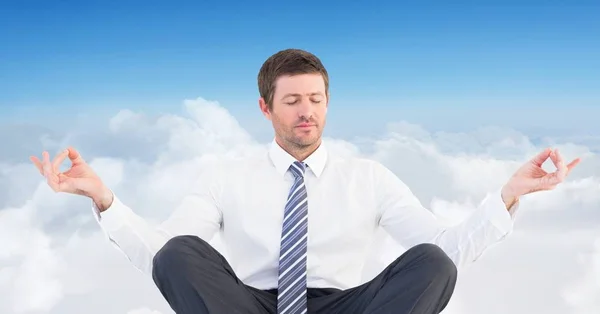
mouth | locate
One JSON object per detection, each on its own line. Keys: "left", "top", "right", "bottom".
{"left": 296, "top": 123, "right": 316, "bottom": 128}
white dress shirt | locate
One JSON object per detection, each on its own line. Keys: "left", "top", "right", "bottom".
{"left": 93, "top": 139, "right": 518, "bottom": 290}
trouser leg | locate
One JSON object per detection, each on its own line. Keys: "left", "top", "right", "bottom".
{"left": 152, "top": 235, "right": 276, "bottom": 314}
{"left": 307, "top": 243, "right": 458, "bottom": 314}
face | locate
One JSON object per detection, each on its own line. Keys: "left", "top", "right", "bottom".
{"left": 260, "top": 73, "right": 328, "bottom": 151}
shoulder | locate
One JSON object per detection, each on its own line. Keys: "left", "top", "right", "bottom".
{"left": 199, "top": 149, "right": 272, "bottom": 180}
{"left": 326, "top": 152, "right": 394, "bottom": 179}
{"left": 185, "top": 151, "right": 269, "bottom": 199}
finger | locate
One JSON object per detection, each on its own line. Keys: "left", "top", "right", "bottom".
{"left": 42, "top": 151, "right": 60, "bottom": 191}
{"left": 29, "top": 156, "right": 43, "bottom": 175}
{"left": 544, "top": 149, "right": 568, "bottom": 186}
{"left": 67, "top": 147, "right": 85, "bottom": 165}
{"left": 52, "top": 149, "right": 69, "bottom": 173}
{"left": 555, "top": 148, "right": 567, "bottom": 170}
{"left": 531, "top": 147, "right": 552, "bottom": 166}
{"left": 548, "top": 149, "right": 559, "bottom": 167}
{"left": 566, "top": 157, "right": 581, "bottom": 175}
{"left": 42, "top": 151, "right": 52, "bottom": 177}
{"left": 554, "top": 149, "right": 568, "bottom": 181}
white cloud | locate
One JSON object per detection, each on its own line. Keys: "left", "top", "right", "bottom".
{"left": 0, "top": 97, "right": 598, "bottom": 314}
{"left": 562, "top": 236, "right": 600, "bottom": 313}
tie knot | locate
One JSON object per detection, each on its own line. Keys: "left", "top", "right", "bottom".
{"left": 289, "top": 161, "right": 306, "bottom": 178}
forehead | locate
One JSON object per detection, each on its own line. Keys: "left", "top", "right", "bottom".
{"left": 274, "top": 73, "right": 326, "bottom": 97}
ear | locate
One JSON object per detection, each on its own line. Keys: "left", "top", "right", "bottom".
{"left": 258, "top": 97, "right": 272, "bottom": 120}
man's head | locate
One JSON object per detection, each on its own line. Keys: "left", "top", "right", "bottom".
{"left": 258, "top": 49, "right": 329, "bottom": 156}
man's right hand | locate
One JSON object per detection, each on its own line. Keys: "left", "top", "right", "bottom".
{"left": 30, "top": 147, "right": 114, "bottom": 212}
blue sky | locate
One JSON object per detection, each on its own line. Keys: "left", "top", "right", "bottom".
{"left": 1, "top": 0, "right": 599, "bottom": 137}
{"left": 2, "top": 3, "right": 600, "bottom": 314}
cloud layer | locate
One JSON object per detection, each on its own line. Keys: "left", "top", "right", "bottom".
{"left": 0, "top": 97, "right": 598, "bottom": 313}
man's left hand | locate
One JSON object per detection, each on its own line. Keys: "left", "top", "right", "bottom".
{"left": 500, "top": 148, "right": 581, "bottom": 209}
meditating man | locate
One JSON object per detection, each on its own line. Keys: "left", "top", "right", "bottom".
{"left": 31, "top": 48, "right": 580, "bottom": 314}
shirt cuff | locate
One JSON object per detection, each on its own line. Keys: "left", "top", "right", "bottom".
{"left": 91, "top": 193, "right": 129, "bottom": 233}
{"left": 481, "top": 189, "right": 520, "bottom": 236}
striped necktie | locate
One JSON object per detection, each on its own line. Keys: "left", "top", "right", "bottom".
{"left": 277, "top": 161, "right": 308, "bottom": 314}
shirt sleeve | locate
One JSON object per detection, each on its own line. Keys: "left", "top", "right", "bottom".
{"left": 92, "top": 170, "right": 223, "bottom": 276}
{"left": 374, "top": 162, "right": 519, "bottom": 269}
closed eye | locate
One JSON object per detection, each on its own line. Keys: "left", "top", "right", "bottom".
{"left": 284, "top": 98, "right": 323, "bottom": 105}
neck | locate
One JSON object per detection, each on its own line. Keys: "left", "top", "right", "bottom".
{"left": 275, "top": 137, "right": 321, "bottom": 161}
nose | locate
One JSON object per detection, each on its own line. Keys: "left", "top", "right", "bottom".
{"left": 297, "top": 98, "right": 313, "bottom": 119}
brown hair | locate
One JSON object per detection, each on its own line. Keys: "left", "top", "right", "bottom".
{"left": 257, "top": 48, "right": 329, "bottom": 110}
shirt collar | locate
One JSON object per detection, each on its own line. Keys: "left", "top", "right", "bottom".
{"left": 268, "top": 138, "right": 328, "bottom": 178}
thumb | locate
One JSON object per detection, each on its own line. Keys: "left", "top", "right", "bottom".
{"left": 531, "top": 148, "right": 552, "bottom": 167}
{"left": 67, "top": 147, "right": 86, "bottom": 165}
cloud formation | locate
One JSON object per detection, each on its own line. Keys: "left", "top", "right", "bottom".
{"left": 0, "top": 97, "right": 598, "bottom": 314}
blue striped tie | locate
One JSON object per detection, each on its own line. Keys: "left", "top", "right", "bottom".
{"left": 277, "top": 161, "right": 308, "bottom": 314}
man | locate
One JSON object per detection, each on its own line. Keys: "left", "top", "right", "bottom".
{"left": 31, "top": 48, "right": 580, "bottom": 314}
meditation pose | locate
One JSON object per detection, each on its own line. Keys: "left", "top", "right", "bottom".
{"left": 31, "top": 49, "right": 581, "bottom": 314}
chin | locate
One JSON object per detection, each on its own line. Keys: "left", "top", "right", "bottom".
{"left": 278, "top": 129, "right": 321, "bottom": 147}
{"left": 298, "top": 136, "right": 321, "bottom": 147}
{"left": 285, "top": 135, "right": 317, "bottom": 147}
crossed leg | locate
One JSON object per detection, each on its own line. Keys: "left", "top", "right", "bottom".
{"left": 152, "top": 235, "right": 276, "bottom": 314}
{"left": 152, "top": 236, "right": 457, "bottom": 314}
{"left": 307, "top": 243, "right": 458, "bottom": 314}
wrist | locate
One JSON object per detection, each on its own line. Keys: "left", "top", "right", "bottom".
{"left": 501, "top": 185, "right": 519, "bottom": 209}
{"left": 91, "top": 186, "right": 114, "bottom": 212}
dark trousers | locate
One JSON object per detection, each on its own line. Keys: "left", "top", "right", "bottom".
{"left": 152, "top": 235, "right": 457, "bottom": 314}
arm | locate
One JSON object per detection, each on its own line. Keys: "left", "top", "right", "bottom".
{"left": 92, "top": 174, "right": 223, "bottom": 276}
{"left": 374, "top": 162, "right": 519, "bottom": 269}
{"left": 30, "top": 147, "right": 224, "bottom": 276}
